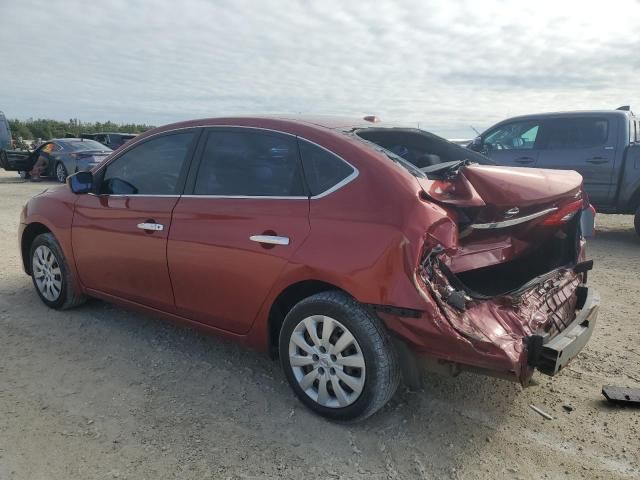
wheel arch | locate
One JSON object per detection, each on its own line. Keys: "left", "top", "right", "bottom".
{"left": 21, "top": 222, "right": 52, "bottom": 274}
{"left": 267, "top": 279, "right": 348, "bottom": 357}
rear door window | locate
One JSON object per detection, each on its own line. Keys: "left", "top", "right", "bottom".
{"left": 101, "top": 131, "right": 196, "bottom": 195}
{"left": 298, "top": 139, "right": 355, "bottom": 196}
{"left": 194, "top": 129, "right": 306, "bottom": 197}
{"left": 542, "top": 117, "right": 609, "bottom": 149}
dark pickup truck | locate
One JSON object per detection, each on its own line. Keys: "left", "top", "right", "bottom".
{"left": 469, "top": 107, "right": 640, "bottom": 236}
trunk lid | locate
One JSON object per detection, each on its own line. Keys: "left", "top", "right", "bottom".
{"left": 417, "top": 164, "right": 586, "bottom": 276}
{"left": 417, "top": 164, "right": 582, "bottom": 212}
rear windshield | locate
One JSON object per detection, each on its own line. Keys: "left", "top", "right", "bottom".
{"left": 67, "top": 140, "right": 112, "bottom": 152}
{"left": 355, "top": 128, "right": 493, "bottom": 177}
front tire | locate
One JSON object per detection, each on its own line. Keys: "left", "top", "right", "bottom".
{"left": 635, "top": 206, "right": 640, "bottom": 237}
{"left": 29, "top": 233, "right": 85, "bottom": 309}
{"left": 279, "top": 291, "right": 400, "bottom": 422}
{"left": 55, "top": 162, "right": 68, "bottom": 183}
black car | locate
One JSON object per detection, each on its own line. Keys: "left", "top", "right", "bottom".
{"left": 80, "top": 132, "right": 137, "bottom": 150}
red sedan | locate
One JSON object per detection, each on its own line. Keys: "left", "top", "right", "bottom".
{"left": 19, "top": 116, "right": 599, "bottom": 421}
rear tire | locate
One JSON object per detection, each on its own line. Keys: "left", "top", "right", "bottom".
{"left": 279, "top": 291, "right": 400, "bottom": 422}
{"left": 634, "top": 206, "right": 640, "bottom": 237}
{"left": 29, "top": 233, "right": 86, "bottom": 309}
{"left": 55, "top": 162, "right": 68, "bottom": 183}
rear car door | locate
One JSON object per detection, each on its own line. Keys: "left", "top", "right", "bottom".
{"left": 167, "top": 127, "right": 310, "bottom": 334}
{"left": 482, "top": 119, "right": 542, "bottom": 167}
{"left": 535, "top": 116, "right": 614, "bottom": 206}
{"left": 72, "top": 130, "right": 199, "bottom": 311}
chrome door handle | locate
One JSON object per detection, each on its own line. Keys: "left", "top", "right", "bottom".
{"left": 137, "top": 222, "right": 164, "bottom": 232}
{"left": 249, "top": 235, "right": 289, "bottom": 246}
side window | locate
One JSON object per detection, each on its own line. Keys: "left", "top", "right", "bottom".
{"left": 298, "top": 139, "right": 355, "bottom": 196}
{"left": 483, "top": 121, "right": 540, "bottom": 150}
{"left": 543, "top": 118, "right": 609, "bottom": 149}
{"left": 101, "top": 132, "right": 195, "bottom": 195}
{"left": 194, "top": 130, "right": 306, "bottom": 197}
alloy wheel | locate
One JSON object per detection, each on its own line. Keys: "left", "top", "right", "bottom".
{"left": 56, "top": 163, "right": 67, "bottom": 182}
{"left": 288, "top": 315, "right": 366, "bottom": 408}
{"left": 32, "top": 245, "right": 63, "bottom": 302}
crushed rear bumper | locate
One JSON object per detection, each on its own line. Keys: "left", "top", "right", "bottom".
{"left": 526, "top": 285, "right": 599, "bottom": 375}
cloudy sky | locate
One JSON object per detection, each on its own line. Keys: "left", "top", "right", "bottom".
{"left": 1, "top": 0, "right": 638, "bottom": 137}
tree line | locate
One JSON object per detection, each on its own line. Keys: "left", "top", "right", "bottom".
{"left": 8, "top": 118, "right": 154, "bottom": 141}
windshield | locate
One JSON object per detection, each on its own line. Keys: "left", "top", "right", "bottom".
{"left": 67, "top": 140, "right": 112, "bottom": 152}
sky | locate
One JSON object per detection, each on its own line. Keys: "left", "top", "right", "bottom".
{"left": 1, "top": 0, "right": 638, "bottom": 138}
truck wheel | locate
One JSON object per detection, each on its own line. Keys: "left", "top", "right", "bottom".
{"left": 29, "top": 233, "right": 86, "bottom": 310}
{"left": 635, "top": 206, "right": 640, "bottom": 237}
{"left": 279, "top": 291, "right": 400, "bottom": 422}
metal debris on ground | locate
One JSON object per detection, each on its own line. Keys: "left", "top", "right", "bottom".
{"left": 602, "top": 385, "right": 640, "bottom": 405}
{"left": 529, "top": 404, "right": 553, "bottom": 420}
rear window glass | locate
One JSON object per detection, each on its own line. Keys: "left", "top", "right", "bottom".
{"left": 543, "top": 118, "right": 609, "bottom": 149}
{"left": 298, "top": 139, "right": 354, "bottom": 196}
{"left": 194, "top": 130, "right": 306, "bottom": 197}
{"left": 67, "top": 140, "right": 111, "bottom": 151}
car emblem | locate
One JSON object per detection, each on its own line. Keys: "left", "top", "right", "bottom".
{"left": 505, "top": 207, "right": 520, "bottom": 218}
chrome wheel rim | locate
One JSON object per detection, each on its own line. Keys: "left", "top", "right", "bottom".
{"left": 56, "top": 164, "right": 66, "bottom": 182}
{"left": 288, "top": 315, "right": 366, "bottom": 408}
{"left": 32, "top": 245, "right": 63, "bottom": 302}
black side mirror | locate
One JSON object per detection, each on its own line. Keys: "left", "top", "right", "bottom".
{"left": 68, "top": 171, "right": 94, "bottom": 194}
{"left": 468, "top": 136, "right": 484, "bottom": 152}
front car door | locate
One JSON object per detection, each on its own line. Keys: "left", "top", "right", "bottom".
{"left": 167, "top": 127, "right": 310, "bottom": 334}
{"left": 535, "top": 116, "right": 615, "bottom": 207}
{"left": 72, "top": 130, "right": 200, "bottom": 311}
{"left": 482, "top": 119, "right": 542, "bottom": 167}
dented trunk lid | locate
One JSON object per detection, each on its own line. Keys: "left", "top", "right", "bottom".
{"left": 417, "top": 163, "right": 582, "bottom": 214}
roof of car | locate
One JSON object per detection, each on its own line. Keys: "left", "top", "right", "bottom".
{"left": 492, "top": 109, "right": 634, "bottom": 125}
{"left": 139, "top": 115, "right": 409, "bottom": 139}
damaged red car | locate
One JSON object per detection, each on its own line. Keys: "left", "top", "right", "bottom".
{"left": 19, "top": 116, "right": 599, "bottom": 421}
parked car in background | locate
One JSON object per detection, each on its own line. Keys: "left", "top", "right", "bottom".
{"left": 80, "top": 132, "right": 137, "bottom": 150}
{"left": 0, "top": 111, "right": 12, "bottom": 150}
{"left": 19, "top": 116, "right": 598, "bottom": 421}
{"left": 0, "top": 138, "right": 111, "bottom": 182}
{"left": 469, "top": 106, "right": 640, "bottom": 235}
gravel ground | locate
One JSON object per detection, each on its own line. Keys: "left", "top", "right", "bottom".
{"left": 0, "top": 170, "right": 639, "bottom": 480}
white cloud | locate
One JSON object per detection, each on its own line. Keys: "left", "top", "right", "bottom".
{"left": 0, "top": 0, "right": 638, "bottom": 136}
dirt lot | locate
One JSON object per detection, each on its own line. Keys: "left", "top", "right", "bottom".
{"left": 0, "top": 170, "right": 638, "bottom": 480}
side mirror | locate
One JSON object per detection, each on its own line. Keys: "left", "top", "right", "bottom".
{"left": 68, "top": 171, "right": 94, "bottom": 194}
{"left": 468, "top": 136, "right": 484, "bottom": 152}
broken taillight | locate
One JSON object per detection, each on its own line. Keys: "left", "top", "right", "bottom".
{"left": 541, "top": 199, "right": 584, "bottom": 226}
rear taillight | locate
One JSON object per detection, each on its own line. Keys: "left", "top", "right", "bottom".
{"left": 541, "top": 199, "right": 584, "bottom": 226}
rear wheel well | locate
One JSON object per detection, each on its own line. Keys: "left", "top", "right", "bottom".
{"left": 21, "top": 223, "right": 51, "bottom": 274}
{"left": 268, "top": 280, "right": 346, "bottom": 357}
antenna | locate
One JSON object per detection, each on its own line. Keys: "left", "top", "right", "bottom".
{"left": 470, "top": 125, "right": 481, "bottom": 136}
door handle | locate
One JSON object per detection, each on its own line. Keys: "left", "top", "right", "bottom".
{"left": 137, "top": 222, "right": 164, "bottom": 232}
{"left": 586, "top": 157, "right": 609, "bottom": 164}
{"left": 249, "top": 235, "right": 289, "bottom": 246}
{"left": 516, "top": 157, "right": 535, "bottom": 164}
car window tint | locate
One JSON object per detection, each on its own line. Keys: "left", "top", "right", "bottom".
{"left": 194, "top": 130, "right": 306, "bottom": 197}
{"left": 544, "top": 118, "right": 609, "bottom": 149}
{"left": 484, "top": 121, "right": 540, "bottom": 150}
{"left": 298, "top": 139, "right": 354, "bottom": 196}
{"left": 101, "top": 132, "right": 194, "bottom": 195}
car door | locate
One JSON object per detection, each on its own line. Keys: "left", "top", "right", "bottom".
{"left": 167, "top": 127, "right": 311, "bottom": 334}
{"left": 72, "top": 129, "right": 200, "bottom": 312}
{"left": 481, "top": 119, "right": 542, "bottom": 167}
{"left": 535, "top": 117, "right": 615, "bottom": 206}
